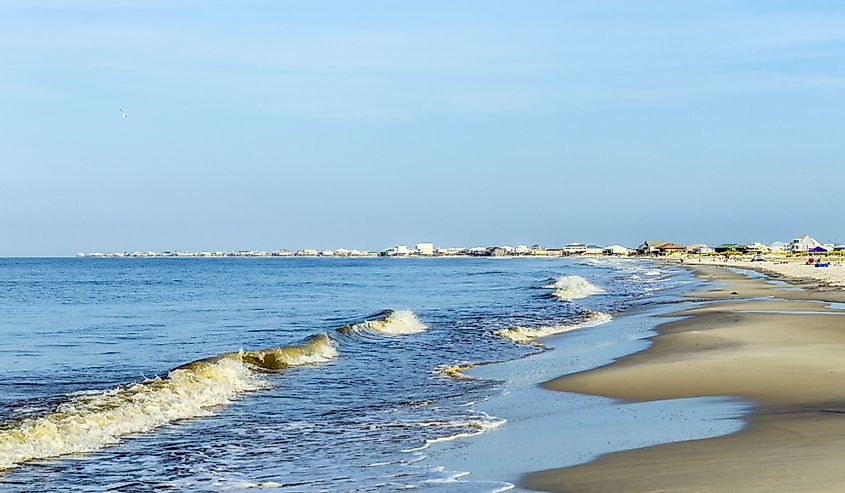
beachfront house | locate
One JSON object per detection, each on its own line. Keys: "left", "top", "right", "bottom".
{"left": 486, "top": 247, "right": 508, "bottom": 257}
{"left": 788, "top": 235, "right": 822, "bottom": 253}
{"left": 655, "top": 243, "right": 686, "bottom": 255}
{"left": 584, "top": 244, "right": 604, "bottom": 255}
{"left": 603, "top": 245, "right": 630, "bottom": 256}
{"left": 686, "top": 244, "right": 714, "bottom": 255}
{"left": 714, "top": 244, "right": 741, "bottom": 253}
{"left": 514, "top": 245, "right": 530, "bottom": 255}
{"left": 744, "top": 243, "right": 771, "bottom": 254}
{"left": 415, "top": 243, "right": 434, "bottom": 256}
{"left": 563, "top": 242, "right": 587, "bottom": 255}
{"left": 381, "top": 245, "right": 411, "bottom": 256}
{"left": 637, "top": 240, "right": 670, "bottom": 255}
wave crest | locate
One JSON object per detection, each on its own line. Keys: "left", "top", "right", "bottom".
{"left": 337, "top": 310, "right": 427, "bottom": 336}
{"left": 0, "top": 335, "right": 337, "bottom": 471}
{"left": 240, "top": 333, "right": 337, "bottom": 370}
{"left": 542, "top": 275, "right": 605, "bottom": 301}
{"left": 495, "top": 311, "right": 612, "bottom": 344}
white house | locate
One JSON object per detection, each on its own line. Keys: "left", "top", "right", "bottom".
{"left": 744, "top": 242, "right": 771, "bottom": 253}
{"left": 295, "top": 249, "right": 318, "bottom": 256}
{"left": 584, "top": 244, "right": 604, "bottom": 255}
{"left": 603, "top": 245, "right": 630, "bottom": 256}
{"left": 788, "top": 235, "right": 821, "bottom": 253}
{"left": 563, "top": 242, "right": 587, "bottom": 255}
{"left": 687, "top": 244, "right": 714, "bottom": 255}
{"left": 415, "top": 243, "right": 434, "bottom": 256}
{"left": 382, "top": 245, "right": 411, "bottom": 256}
{"left": 514, "top": 245, "right": 530, "bottom": 255}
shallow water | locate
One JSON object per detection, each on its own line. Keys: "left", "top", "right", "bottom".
{"left": 0, "top": 257, "right": 690, "bottom": 491}
{"left": 428, "top": 302, "right": 749, "bottom": 490}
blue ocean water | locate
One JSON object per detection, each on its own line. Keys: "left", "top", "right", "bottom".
{"left": 0, "top": 257, "right": 691, "bottom": 491}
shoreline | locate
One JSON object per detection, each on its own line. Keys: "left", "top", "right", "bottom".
{"left": 522, "top": 264, "right": 845, "bottom": 492}
{"left": 428, "top": 263, "right": 749, "bottom": 490}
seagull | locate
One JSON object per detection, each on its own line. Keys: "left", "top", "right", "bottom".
{"left": 120, "top": 109, "right": 128, "bottom": 120}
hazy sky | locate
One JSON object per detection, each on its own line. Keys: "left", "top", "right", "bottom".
{"left": 2, "top": 1, "right": 844, "bottom": 255}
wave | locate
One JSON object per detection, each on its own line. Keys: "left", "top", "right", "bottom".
{"left": 336, "top": 309, "right": 427, "bottom": 336}
{"left": 436, "top": 362, "right": 475, "bottom": 380}
{"left": 542, "top": 275, "right": 606, "bottom": 301}
{"left": 239, "top": 332, "right": 337, "bottom": 370}
{"left": 0, "top": 334, "right": 337, "bottom": 471}
{"left": 401, "top": 413, "right": 507, "bottom": 453}
{"left": 494, "top": 311, "right": 613, "bottom": 344}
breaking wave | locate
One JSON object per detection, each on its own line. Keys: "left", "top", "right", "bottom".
{"left": 0, "top": 308, "right": 432, "bottom": 471}
{"left": 0, "top": 334, "right": 337, "bottom": 471}
{"left": 542, "top": 275, "right": 606, "bottom": 301}
{"left": 494, "top": 311, "right": 613, "bottom": 344}
{"left": 336, "top": 309, "right": 427, "bottom": 336}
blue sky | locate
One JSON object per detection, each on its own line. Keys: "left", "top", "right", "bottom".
{"left": 2, "top": 1, "right": 844, "bottom": 255}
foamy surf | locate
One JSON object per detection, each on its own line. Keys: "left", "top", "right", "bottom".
{"left": 401, "top": 414, "right": 507, "bottom": 453}
{"left": 495, "top": 311, "right": 613, "bottom": 344}
{"left": 0, "top": 334, "right": 337, "bottom": 471}
{"left": 336, "top": 309, "right": 427, "bottom": 337}
{"left": 542, "top": 275, "right": 605, "bottom": 301}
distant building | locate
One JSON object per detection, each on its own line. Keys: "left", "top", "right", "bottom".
{"left": 603, "top": 245, "right": 630, "bottom": 256}
{"left": 788, "top": 235, "right": 821, "bottom": 253}
{"left": 486, "top": 247, "right": 508, "bottom": 257}
{"left": 655, "top": 243, "right": 686, "bottom": 255}
{"left": 466, "top": 247, "right": 488, "bottom": 256}
{"left": 514, "top": 245, "right": 530, "bottom": 255}
{"left": 637, "top": 240, "right": 670, "bottom": 255}
{"left": 381, "top": 245, "right": 411, "bottom": 256}
{"left": 295, "top": 249, "right": 318, "bottom": 256}
{"left": 714, "top": 244, "right": 741, "bottom": 253}
{"left": 563, "top": 243, "right": 587, "bottom": 255}
{"left": 415, "top": 243, "right": 434, "bottom": 256}
{"left": 584, "top": 244, "right": 604, "bottom": 255}
{"left": 743, "top": 242, "right": 770, "bottom": 253}
{"left": 686, "top": 244, "right": 714, "bottom": 255}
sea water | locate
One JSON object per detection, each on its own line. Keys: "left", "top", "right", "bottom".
{"left": 0, "top": 257, "right": 690, "bottom": 491}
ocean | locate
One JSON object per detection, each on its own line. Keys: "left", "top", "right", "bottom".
{"left": 0, "top": 256, "right": 692, "bottom": 491}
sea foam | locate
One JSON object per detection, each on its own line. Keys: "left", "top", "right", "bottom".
{"left": 495, "top": 311, "right": 613, "bottom": 344}
{"left": 542, "top": 275, "right": 606, "bottom": 301}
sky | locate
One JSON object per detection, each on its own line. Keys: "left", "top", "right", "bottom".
{"left": 1, "top": 0, "right": 844, "bottom": 255}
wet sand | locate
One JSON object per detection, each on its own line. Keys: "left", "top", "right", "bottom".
{"left": 523, "top": 265, "right": 845, "bottom": 492}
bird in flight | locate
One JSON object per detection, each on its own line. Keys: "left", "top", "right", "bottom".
{"left": 120, "top": 109, "right": 128, "bottom": 120}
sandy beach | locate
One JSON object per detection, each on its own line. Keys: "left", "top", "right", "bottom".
{"left": 523, "top": 264, "right": 845, "bottom": 492}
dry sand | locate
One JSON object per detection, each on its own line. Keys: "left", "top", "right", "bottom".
{"left": 522, "top": 265, "right": 845, "bottom": 492}
{"left": 687, "top": 256, "right": 845, "bottom": 289}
